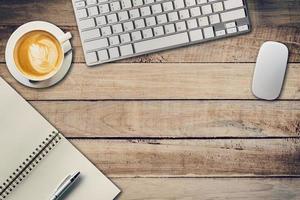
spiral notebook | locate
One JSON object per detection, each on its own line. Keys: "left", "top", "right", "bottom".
{"left": 0, "top": 77, "right": 120, "bottom": 200}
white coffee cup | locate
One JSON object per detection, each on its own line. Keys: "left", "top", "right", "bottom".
{"left": 5, "top": 21, "right": 72, "bottom": 82}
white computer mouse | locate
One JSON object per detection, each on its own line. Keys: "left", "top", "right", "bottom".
{"left": 252, "top": 41, "right": 289, "bottom": 100}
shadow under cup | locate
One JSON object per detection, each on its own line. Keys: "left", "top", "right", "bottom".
{"left": 13, "top": 30, "right": 64, "bottom": 81}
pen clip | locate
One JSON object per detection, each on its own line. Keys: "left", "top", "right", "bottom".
{"left": 55, "top": 172, "right": 80, "bottom": 192}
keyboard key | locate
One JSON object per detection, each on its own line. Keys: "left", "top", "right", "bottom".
{"left": 140, "top": 6, "right": 151, "bottom": 16}
{"left": 134, "top": 32, "right": 189, "bottom": 53}
{"left": 152, "top": 4, "right": 162, "bottom": 14}
{"left": 197, "top": 0, "right": 207, "bottom": 4}
{"left": 81, "top": 29, "right": 100, "bottom": 41}
{"left": 77, "top": 9, "right": 87, "bottom": 19}
{"left": 75, "top": 1, "right": 85, "bottom": 8}
{"left": 96, "top": 16, "right": 107, "bottom": 26}
{"left": 146, "top": 17, "right": 156, "bottom": 26}
{"left": 95, "top": 39, "right": 108, "bottom": 50}
{"left": 135, "top": 19, "right": 146, "bottom": 29}
{"left": 163, "top": 2, "right": 173, "bottom": 12}
{"left": 227, "top": 27, "right": 237, "bottom": 34}
{"left": 224, "top": 0, "right": 244, "bottom": 10}
{"left": 174, "top": 0, "right": 185, "bottom": 9}
{"left": 209, "top": 14, "right": 220, "bottom": 24}
{"left": 203, "top": 27, "right": 214, "bottom": 38}
{"left": 86, "top": 0, "right": 97, "bottom": 5}
{"left": 153, "top": 26, "right": 164, "bottom": 36}
{"left": 221, "top": 8, "right": 246, "bottom": 22}
{"left": 109, "top": 36, "right": 120, "bottom": 45}
{"left": 118, "top": 11, "right": 129, "bottom": 21}
{"left": 120, "top": 44, "right": 134, "bottom": 56}
{"left": 164, "top": 24, "right": 176, "bottom": 34}
{"left": 110, "top": 1, "right": 121, "bottom": 11}
{"left": 121, "top": 0, "right": 132, "bottom": 9}
{"left": 124, "top": 21, "right": 134, "bottom": 31}
{"left": 98, "top": 4, "right": 110, "bottom": 13}
{"left": 213, "top": 2, "right": 223, "bottom": 12}
{"left": 112, "top": 24, "right": 123, "bottom": 33}
{"left": 79, "top": 18, "right": 95, "bottom": 29}
{"left": 88, "top": 6, "right": 99, "bottom": 16}
{"left": 185, "top": 0, "right": 196, "bottom": 6}
{"left": 142, "top": 29, "right": 153, "bottom": 38}
{"left": 97, "top": 50, "right": 109, "bottom": 61}
{"left": 216, "top": 29, "right": 226, "bottom": 36}
{"left": 189, "top": 29, "right": 203, "bottom": 41}
{"left": 198, "top": 16, "right": 209, "bottom": 27}
{"left": 168, "top": 12, "right": 179, "bottom": 22}
{"left": 109, "top": 47, "right": 120, "bottom": 59}
{"left": 133, "top": 0, "right": 143, "bottom": 7}
{"left": 132, "top": 31, "right": 142, "bottom": 41}
{"left": 176, "top": 21, "right": 187, "bottom": 31}
{"left": 179, "top": 9, "right": 190, "bottom": 19}
{"left": 201, "top": 4, "right": 212, "bottom": 15}
{"left": 187, "top": 19, "right": 198, "bottom": 29}
{"left": 190, "top": 7, "right": 201, "bottom": 17}
{"left": 86, "top": 52, "right": 98, "bottom": 64}
{"left": 101, "top": 26, "right": 112, "bottom": 36}
{"left": 85, "top": 38, "right": 108, "bottom": 51}
{"left": 144, "top": 0, "right": 154, "bottom": 3}
{"left": 129, "top": 9, "right": 140, "bottom": 18}
{"left": 157, "top": 14, "right": 168, "bottom": 24}
{"left": 107, "top": 14, "right": 117, "bottom": 24}
{"left": 120, "top": 33, "right": 131, "bottom": 43}
{"left": 225, "top": 22, "right": 236, "bottom": 28}
{"left": 238, "top": 25, "right": 249, "bottom": 32}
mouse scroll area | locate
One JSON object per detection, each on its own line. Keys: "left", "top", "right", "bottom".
{"left": 252, "top": 41, "right": 289, "bottom": 100}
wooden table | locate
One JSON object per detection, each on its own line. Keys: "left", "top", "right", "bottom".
{"left": 1, "top": 0, "right": 300, "bottom": 199}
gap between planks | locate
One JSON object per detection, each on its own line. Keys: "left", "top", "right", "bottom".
{"left": 112, "top": 175, "right": 300, "bottom": 178}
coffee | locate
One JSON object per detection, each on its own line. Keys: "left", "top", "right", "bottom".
{"left": 13, "top": 30, "right": 63, "bottom": 80}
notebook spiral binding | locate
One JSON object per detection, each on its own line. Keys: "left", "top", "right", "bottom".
{"left": 0, "top": 131, "right": 62, "bottom": 200}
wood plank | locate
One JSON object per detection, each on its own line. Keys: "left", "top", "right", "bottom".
{"left": 1, "top": 63, "right": 299, "bottom": 100}
{"left": 32, "top": 100, "right": 300, "bottom": 138}
{"left": 113, "top": 178, "right": 300, "bottom": 199}
{"left": 70, "top": 139, "right": 300, "bottom": 176}
{"left": 1, "top": 0, "right": 300, "bottom": 26}
{"left": 0, "top": 0, "right": 300, "bottom": 63}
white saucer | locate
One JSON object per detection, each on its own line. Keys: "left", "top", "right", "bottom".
{"left": 5, "top": 21, "right": 73, "bottom": 88}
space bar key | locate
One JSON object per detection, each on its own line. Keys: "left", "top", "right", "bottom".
{"left": 134, "top": 32, "right": 190, "bottom": 53}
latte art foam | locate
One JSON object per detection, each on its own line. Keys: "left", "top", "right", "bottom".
{"left": 14, "top": 31, "right": 63, "bottom": 79}
{"left": 28, "top": 39, "right": 59, "bottom": 74}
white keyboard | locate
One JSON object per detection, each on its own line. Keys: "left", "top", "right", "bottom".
{"left": 72, "top": 0, "right": 251, "bottom": 66}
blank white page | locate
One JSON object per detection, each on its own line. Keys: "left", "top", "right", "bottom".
{"left": 0, "top": 78, "right": 55, "bottom": 184}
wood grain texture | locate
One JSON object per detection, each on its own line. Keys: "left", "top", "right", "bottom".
{"left": 0, "top": 0, "right": 300, "bottom": 63}
{"left": 1, "top": 63, "right": 300, "bottom": 100}
{"left": 1, "top": 0, "right": 300, "bottom": 197}
{"left": 1, "top": 0, "right": 300, "bottom": 26}
{"left": 113, "top": 178, "right": 300, "bottom": 199}
{"left": 71, "top": 139, "right": 300, "bottom": 176}
{"left": 32, "top": 100, "right": 300, "bottom": 138}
